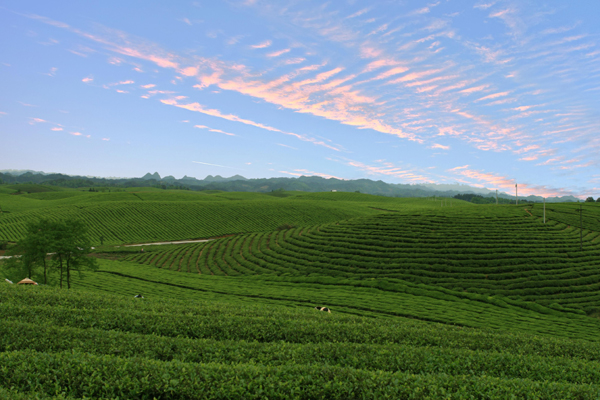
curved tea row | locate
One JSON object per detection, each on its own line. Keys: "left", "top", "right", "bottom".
{"left": 128, "top": 209, "right": 600, "bottom": 313}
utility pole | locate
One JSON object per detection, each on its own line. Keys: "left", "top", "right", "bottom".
{"left": 515, "top": 183, "right": 518, "bottom": 205}
{"left": 580, "top": 203, "right": 583, "bottom": 251}
{"left": 543, "top": 198, "right": 545, "bottom": 224}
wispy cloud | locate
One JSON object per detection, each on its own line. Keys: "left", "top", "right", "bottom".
{"left": 251, "top": 40, "right": 272, "bottom": 49}
{"left": 346, "top": 8, "right": 371, "bottom": 19}
{"left": 194, "top": 124, "right": 236, "bottom": 136}
{"left": 29, "top": 117, "right": 47, "bottom": 125}
{"left": 43, "top": 67, "right": 57, "bottom": 77}
{"left": 333, "top": 158, "right": 433, "bottom": 183}
{"left": 429, "top": 143, "right": 450, "bottom": 150}
{"left": 449, "top": 168, "right": 577, "bottom": 197}
{"left": 161, "top": 98, "right": 341, "bottom": 151}
{"left": 475, "top": 91, "right": 509, "bottom": 102}
{"left": 21, "top": 8, "right": 600, "bottom": 196}
{"left": 277, "top": 143, "right": 298, "bottom": 150}
{"left": 69, "top": 131, "right": 91, "bottom": 138}
{"left": 266, "top": 48, "right": 291, "bottom": 57}
{"left": 192, "top": 160, "right": 240, "bottom": 169}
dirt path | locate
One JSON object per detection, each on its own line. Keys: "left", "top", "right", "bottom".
{"left": 0, "top": 239, "right": 214, "bottom": 259}
{"left": 121, "top": 239, "right": 213, "bottom": 247}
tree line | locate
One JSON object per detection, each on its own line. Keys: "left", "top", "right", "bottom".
{"left": 2, "top": 219, "right": 97, "bottom": 288}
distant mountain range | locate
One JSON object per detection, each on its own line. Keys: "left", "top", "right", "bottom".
{"left": 0, "top": 169, "right": 580, "bottom": 203}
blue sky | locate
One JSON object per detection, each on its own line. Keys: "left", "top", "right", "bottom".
{"left": 1, "top": 0, "right": 599, "bottom": 197}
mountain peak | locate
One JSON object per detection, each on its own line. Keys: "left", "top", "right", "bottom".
{"left": 142, "top": 172, "right": 161, "bottom": 180}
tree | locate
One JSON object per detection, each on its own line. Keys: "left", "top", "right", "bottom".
{"left": 52, "top": 220, "right": 98, "bottom": 289}
{"left": 585, "top": 197, "right": 595, "bottom": 202}
{"left": 3, "top": 218, "right": 97, "bottom": 288}
{"left": 4, "top": 219, "right": 56, "bottom": 284}
{"left": 597, "top": 197, "right": 600, "bottom": 203}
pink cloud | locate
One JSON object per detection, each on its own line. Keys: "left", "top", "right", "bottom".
{"left": 51, "top": 127, "right": 63, "bottom": 131}
{"left": 251, "top": 40, "right": 272, "bottom": 49}
{"left": 82, "top": 76, "right": 93, "bottom": 83}
{"left": 447, "top": 165, "right": 469, "bottom": 172}
{"left": 362, "top": 58, "right": 401, "bottom": 72}
{"left": 29, "top": 118, "right": 47, "bottom": 125}
{"left": 283, "top": 58, "right": 306, "bottom": 65}
{"left": 450, "top": 168, "right": 575, "bottom": 197}
{"left": 333, "top": 158, "right": 433, "bottom": 183}
{"left": 514, "top": 144, "right": 540, "bottom": 154}
{"left": 266, "top": 48, "right": 290, "bottom": 58}
{"left": 388, "top": 69, "right": 443, "bottom": 84}
{"left": 373, "top": 66, "right": 410, "bottom": 81}
{"left": 459, "top": 84, "right": 489, "bottom": 94}
{"left": 194, "top": 124, "right": 236, "bottom": 136}
{"left": 475, "top": 91, "right": 509, "bottom": 102}
{"left": 179, "top": 67, "right": 198, "bottom": 77}
{"left": 430, "top": 143, "right": 450, "bottom": 150}
{"left": 102, "top": 138, "right": 110, "bottom": 141}
{"left": 140, "top": 84, "right": 156, "bottom": 89}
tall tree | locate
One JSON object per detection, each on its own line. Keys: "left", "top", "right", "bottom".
{"left": 4, "top": 219, "right": 56, "bottom": 284}
{"left": 52, "top": 220, "right": 98, "bottom": 289}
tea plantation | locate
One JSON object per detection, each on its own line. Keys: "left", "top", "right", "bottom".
{"left": 1, "top": 185, "right": 600, "bottom": 398}
{"left": 2, "top": 285, "right": 600, "bottom": 399}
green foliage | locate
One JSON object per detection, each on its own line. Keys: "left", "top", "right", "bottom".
{"left": 0, "top": 192, "right": 408, "bottom": 244}
{"left": 126, "top": 205, "right": 600, "bottom": 314}
{"left": 2, "top": 218, "right": 97, "bottom": 288}
{"left": 2, "top": 285, "right": 600, "bottom": 399}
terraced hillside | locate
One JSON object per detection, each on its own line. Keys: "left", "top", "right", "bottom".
{"left": 1, "top": 189, "right": 440, "bottom": 245}
{"left": 71, "top": 258, "right": 600, "bottom": 342}
{"left": 2, "top": 285, "right": 600, "bottom": 399}
{"left": 126, "top": 204, "right": 600, "bottom": 314}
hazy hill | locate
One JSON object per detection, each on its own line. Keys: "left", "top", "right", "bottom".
{"left": 0, "top": 169, "right": 580, "bottom": 203}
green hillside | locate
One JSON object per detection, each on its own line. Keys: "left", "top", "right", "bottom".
{"left": 2, "top": 285, "right": 600, "bottom": 399}
{"left": 1, "top": 190, "right": 427, "bottom": 244}
{"left": 2, "top": 189, "right": 600, "bottom": 398}
{"left": 123, "top": 204, "right": 600, "bottom": 314}
{"left": 66, "top": 258, "right": 600, "bottom": 341}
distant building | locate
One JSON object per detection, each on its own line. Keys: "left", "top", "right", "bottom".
{"left": 331, "top": 190, "right": 337, "bottom": 192}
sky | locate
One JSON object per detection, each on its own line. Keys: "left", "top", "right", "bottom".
{"left": 1, "top": 0, "right": 599, "bottom": 198}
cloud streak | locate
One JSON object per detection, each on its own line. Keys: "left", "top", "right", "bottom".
{"left": 161, "top": 98, "right": 341, "bottom": 151}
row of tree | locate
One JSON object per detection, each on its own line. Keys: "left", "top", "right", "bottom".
{"left": 2, "top": 219, "right": 97, "bottom": 288}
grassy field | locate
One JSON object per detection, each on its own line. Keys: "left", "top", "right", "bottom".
{"left": 2, "top": 185, "right": 600, "bottom": 398}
